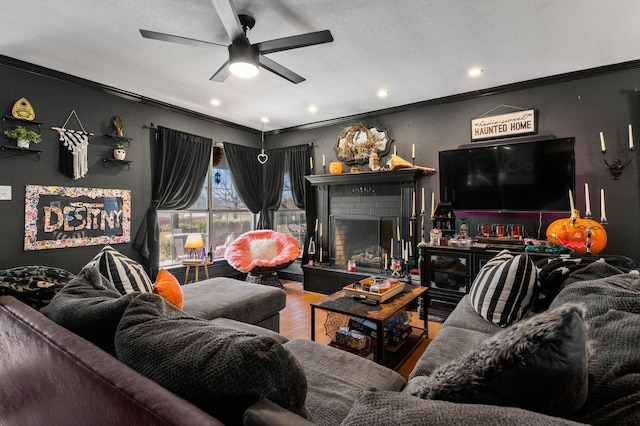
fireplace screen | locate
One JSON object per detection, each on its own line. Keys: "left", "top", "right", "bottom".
{"left": 331, "top": 215, "right": 396, "bottom": 269}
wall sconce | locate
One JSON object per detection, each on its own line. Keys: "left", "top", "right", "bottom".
{"left": 214, "top": 171, "right": 221, "bottom": 185}
{"left": 600, "top": 126, "right": 634, "bottom": 180}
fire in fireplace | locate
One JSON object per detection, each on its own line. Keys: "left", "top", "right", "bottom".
{"left": 330, "top": 215, "right": 398, "bottom": 269}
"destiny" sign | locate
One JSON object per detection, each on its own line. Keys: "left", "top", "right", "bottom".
{"left": 471, "top": 109, "right": 538, "bottom": 141}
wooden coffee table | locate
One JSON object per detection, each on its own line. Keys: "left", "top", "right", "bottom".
{"left": 310, "top": 282, "right": 428, "bottom": 369}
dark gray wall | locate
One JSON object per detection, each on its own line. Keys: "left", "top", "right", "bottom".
{"left": 2, "top": 62, "right": 639, "bottom": 272}
{"left": 0, "top": 63, "right": 256, "bottom": 273}
{"left": 270, "top": 67, "right": 640, "bottom": 258}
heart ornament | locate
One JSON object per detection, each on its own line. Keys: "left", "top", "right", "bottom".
{"left": 257, "top": 151, "right": 268, "bottom": 164}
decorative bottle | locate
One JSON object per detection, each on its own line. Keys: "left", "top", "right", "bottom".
{"left": 307, "top": 237, "right": 316, "bottom": 266}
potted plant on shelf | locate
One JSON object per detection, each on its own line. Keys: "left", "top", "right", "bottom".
{"left": 4, "top": 125, "right": 42, "bottom": 149}
{"left": 113, "top": 142, "right": 126, "bottom": 160}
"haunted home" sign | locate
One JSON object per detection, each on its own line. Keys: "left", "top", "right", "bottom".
{"left": 471, "top": 109, "right": 538, "bottom": 142}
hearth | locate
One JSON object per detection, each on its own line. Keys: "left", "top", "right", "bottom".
{"left": 331, "top": 215, "right": 397, "bottom": 269}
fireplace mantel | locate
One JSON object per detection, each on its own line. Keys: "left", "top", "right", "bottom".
{"left": 305, "top": 168, "right": 430, "bottom": 187}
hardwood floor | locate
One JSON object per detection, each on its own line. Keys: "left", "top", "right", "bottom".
{"left": 278, "top": 280, "right": 442, "bottom": 380}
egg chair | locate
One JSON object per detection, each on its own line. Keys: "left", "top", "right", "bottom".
{"left": 225, "top": 230, "right": 301, "bottom": 288}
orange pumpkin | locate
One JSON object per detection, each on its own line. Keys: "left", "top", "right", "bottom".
{"left": 329, "top": 161, "right": 343, "bottom": 174}
{"left": 546, "top": 211, "right": 607, "bottom": 254}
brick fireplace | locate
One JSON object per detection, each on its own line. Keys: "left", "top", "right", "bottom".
{"left": 303, "top": 168, "right": 431, "bottom": 294}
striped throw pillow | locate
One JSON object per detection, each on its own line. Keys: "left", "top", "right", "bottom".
{"left": 469, "top": 250, "right": 538, "bottom": 327}
{"left": 86, "top": 245, "right": 153, "bottom": 294}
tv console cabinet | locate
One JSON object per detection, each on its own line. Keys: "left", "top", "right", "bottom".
{"left": 418, "top": 244, "right": 550, "bottom": 321}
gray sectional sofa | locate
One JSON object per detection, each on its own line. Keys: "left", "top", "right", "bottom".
{"left": 2, "top": 253, "right": 640, "bottom": 425}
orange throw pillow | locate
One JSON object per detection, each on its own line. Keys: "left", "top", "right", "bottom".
{"left": 152, "top": 269, "right": 184, "bottom": 310}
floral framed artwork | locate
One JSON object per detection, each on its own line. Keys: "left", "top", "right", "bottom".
{"left": 335, "top": 123, "right": 392, "bottom": 165}
{"left": 24, "top": 185, "right": 131, "bottom": 251}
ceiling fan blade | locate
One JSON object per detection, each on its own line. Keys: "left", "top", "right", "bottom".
{"left": 210, "top": 0, "right": 244, "bottom": 42}
{"left": 259, "top": 55, "right": 305, "bottom": 84}
{"left": 256, "top": 30, "right": 333, "bottom": 54}
{"left": 210, "top": 60, "right": 231, "bottom": 82}
{"left": 139, "top": 29, "right": 227, "bottom": 48}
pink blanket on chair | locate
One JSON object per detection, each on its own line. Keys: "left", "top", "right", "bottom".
{"left": 225, "top": 230, "right": 301, "bottom": 273}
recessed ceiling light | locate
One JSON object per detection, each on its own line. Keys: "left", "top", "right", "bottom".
{"left": 261, "top": 116, "right": 269, "bottom": 123}
{"left": 210, "top": 98, "right": 220, "bottom": 106}
{"left": 377, "top": 89, "right": 390, "bottom": 98}
{"left": 468, "top": 67, "right": 483, "bottom": 77}
{"left": 308, "top": 105, "right": 317, "bottom": 113}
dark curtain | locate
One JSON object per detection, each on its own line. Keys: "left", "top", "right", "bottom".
{"left": 134, "top": 126, "right": 213, "bottom": 279}
{"left": 260, "top": 148, "right": 286, "bottom": 229}
{"left": 223, "top": 142, "right": 286, "bottom": 230}
{"left": 286, "top": 144, "right": 310, "bottom": 209}
{"left": 285, "top": 144, "right": 314, "bottom": 264}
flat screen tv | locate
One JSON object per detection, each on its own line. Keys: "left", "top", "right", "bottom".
{"left": 438, "top": 137, "right": 575, "bottom": 212}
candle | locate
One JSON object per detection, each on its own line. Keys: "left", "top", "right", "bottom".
{"left": 397, "top": 226, "right": 401, "bottom": 242}
{"left": 412, "top": 191, "right": 416, "bottom": 216}
{"left": 393, "top": 145, "right": 397, "bottom": 156}
{"left": 569, "top": 189, "right": 575, "bottom": 220}
{"left": 315, "top": 218, "right": 318, "bottom": 232}
{"left": 319, "top": 223, "right": 323, "bottom": 237}
{"left": 629, "top": 124, "right": 634, "bottom": 150}
{"left": 600, "top": 132, "right": 606, "bottom": 153}
{"left": 584, "top": 183, "right": 591, "bottom": 217}
{"left": 431, "top": 192, "right": 435, "bottom": 218}
{"left": 390, "top": 238, "right": 394, "bottom": 258}
{"left": 600, "top": 189, "right": 607, "bottom": 222}
{"left": 310, "top": 156, "right": 313, "bottom": 169}
{"left": 322, "top": 154, "right": 326, "bottom": 167}
{"left": 409, "top": 242, "right": 412, "bottom": 257}
{"left": 412, "top": 144, "right": 415, "bottom": 158}
{"left": 384, "top": 253, "right": 388, "bottom": 270}
{"left": 406, "top": 242, "right": 410, "bottom": 261}
{"left": 410, "top": 221, "right": 413, "bottom": 237}
{"left": 421, "top": 187, "right": 425, "bottom": 213}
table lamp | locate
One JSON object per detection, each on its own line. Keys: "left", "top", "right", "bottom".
{"left": 184, "top": 233, "right": 204, "bottom": 259}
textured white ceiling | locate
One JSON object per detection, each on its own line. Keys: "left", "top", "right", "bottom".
{"left": 2, "top": 0, "right": 640, "bottom": 131}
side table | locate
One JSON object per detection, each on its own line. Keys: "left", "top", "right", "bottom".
{"left": 182, "top": 259, "right": 211, "bottom": 284}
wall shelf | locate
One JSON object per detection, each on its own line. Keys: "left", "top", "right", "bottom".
{"left": 103, "top": 134, "right": 133, "bottom": 146}
{"left": 1, "top": 145, "right": 42, "bottom": 160}
{"left": 103, "top": 158, "right": 132, "bottom": 170}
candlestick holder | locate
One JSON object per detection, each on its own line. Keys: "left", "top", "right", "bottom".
{"left": 602, "top": 146, "right": 634, "bottom": 180}
{"left": 390, "top": 258, "right": 403, "bottom": 277}
{"left": 404, "top": 260, "right": 412, "bottom": 283}
{"left": 420, "top": 211, "right": 427, "bottom": 245}
{"left": 570, "top": 213, "right": 607, "bottom": 254}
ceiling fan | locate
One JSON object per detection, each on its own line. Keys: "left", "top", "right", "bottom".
{"left": 139, "top": 0, "right": 333, "bottom": 84}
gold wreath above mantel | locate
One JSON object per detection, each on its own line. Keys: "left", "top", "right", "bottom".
{"left": 335, "top": 123, "right": 392, "bottom": 165}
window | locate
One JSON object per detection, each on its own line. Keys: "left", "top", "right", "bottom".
{"left": 274, "top": 172, "right": 306, "bottom": 250}
{"left": 157, "top": 152, "right": 306, "bottom": 267}
{"left": 158, "top": 154, "right": 252, "bottom": 267}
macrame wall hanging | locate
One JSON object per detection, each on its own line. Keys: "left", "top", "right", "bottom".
{"left": 51, "top": 110, "right": 94, "bottom": 179}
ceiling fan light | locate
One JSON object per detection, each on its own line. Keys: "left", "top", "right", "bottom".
{"left": 229, "top": 43, "right": 259, "bottom": 79}
{"left": 230, "top": 61, "right": 259, "bottom": 78}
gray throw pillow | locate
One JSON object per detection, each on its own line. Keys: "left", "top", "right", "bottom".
{"left": 47, "top": 266, "right": 136, "bottom": 355}
{"left": 341, "top": 388, "right": 582, "bottom": 426}
{"left": 407, "top": 303, "right": 589, "bottom": 419}
{"left": 114, "top": 292, "right": 309, "bottom": 425}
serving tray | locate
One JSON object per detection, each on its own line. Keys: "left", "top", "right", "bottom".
{"left": 343, "top": 277, "right": 405, "bottom": 303}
